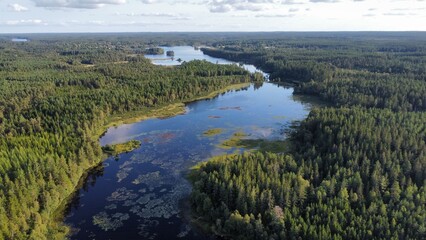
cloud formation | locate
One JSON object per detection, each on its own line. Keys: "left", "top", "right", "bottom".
{"left": 207, "top": 0, "right": 371, "bottom": 13}
{"left": 8, "top": 3, "right": 29, "bottom": 12}
{"left": 209, "top": 0, "right": 278, "bottom": 13}
{"left": 31, "top": 0, "right": 127, "bottom": 9}
{"left": 255, "top": 13, "right": 295, "bottom": 17}
{"left": 5, "top": 19, "right": 46, "bottom": 26}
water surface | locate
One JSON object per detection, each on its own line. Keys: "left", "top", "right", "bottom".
{"left": 145, "top": 46, "right": 268, "bottom": 79}
{"left": 64, "top": 47, "right": 314, "bottom": 239}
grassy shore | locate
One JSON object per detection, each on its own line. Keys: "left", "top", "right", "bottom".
{"left": 102, "top": 140, "right": 142, "bottom": 156}
{"left": 202, "top": 128, "right": 224, "bottom": 137}
{"left": 59, "top": 82, "right": 252, "bottom": 233}
{"left": 93, "top": 83, "right": 250, "bottom": 141}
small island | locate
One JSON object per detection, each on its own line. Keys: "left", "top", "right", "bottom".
{"left": 102, "top": 140, "right": 141, "bottom": 156}
{"left": 202, "top": 128, "right": 223, "bottom": 137}
{"left": 166, "top": 50, "right": 175, "bottom": 57}
{"left": 144, "top": 47, "right": 164, "bottom": 55}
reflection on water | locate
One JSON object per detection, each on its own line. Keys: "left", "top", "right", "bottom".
{"left": 144, "top": 46, "right": 233, "bottom": 66}
{"left": 64, "top": 47, "right": 313, "bottom": 240}
{"left": 64, "top": 83, "right": 313, "bottom": 239}
{"left": 144, "top": 46, "right": 269, "bottom": 79}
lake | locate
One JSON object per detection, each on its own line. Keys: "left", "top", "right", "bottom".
{"left": 64, "top": 46, "right": 314, "bottom": 239}
{"left": 144, "top": 46, "right": 268, "bottom": 79}
{"left": 11, "top": 38, "right": 28, "bottom": 42}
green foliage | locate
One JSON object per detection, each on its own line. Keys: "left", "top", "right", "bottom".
{"left": 2, "top": 32, "right": 426, "bottom": 239}
{"left": 192, "top": 33, "right": 426, "bottom": 240}
{"left": 0, "top": 37, "right": 251, "bottom": 239}
{"left": 202, "top": 128, "right": 224, "bottom": 137}
{"left": 201, "top": 34, "right": 426, "bottom": 111}
{"left": 102, "top": 140, "right": 141, "bottom": 156}
{"left": 143, "top": 47, "right": 164, "bottom": 55}
{"left": 218, "top": 131, "right": 248, "bottom": 149}
{"left": 192, "top": 108, "right": 426, "bottom": 239}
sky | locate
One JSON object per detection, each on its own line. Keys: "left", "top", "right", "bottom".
{"left": 1, "top": 0, "right": 425, "bottom": 33}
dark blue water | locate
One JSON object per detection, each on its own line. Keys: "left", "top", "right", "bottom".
{"left": 64, "top": 47, "right": 314, "bottom": 240}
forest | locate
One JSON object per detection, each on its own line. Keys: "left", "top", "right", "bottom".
{"left": 0, "top": 36, "right": 252, "bottom": 239}
{"left": 0, "top": 32, "right": 425, "bottom": 239}
{"left": 191, "top": 32, "right": 426, "bottom": 239}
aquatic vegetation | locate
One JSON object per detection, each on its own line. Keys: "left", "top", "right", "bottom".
{"left": 177, "top": 224, "right": 191, "bottom": 238}
{"left": 107, "top": 187, "right": 138, "bottom": 202}
{"left": 105, "top": 204, "right": 117, "bottom": 210}
{"left": 129, "top": 153, "right": 156, "bottom": 164}
{"left": 123, "top": 200, "right": 138, "bottom": 207}
{"left": 217, "top": 130, "right": 288, "bottom": 152}
{"left": 116, "top": 167, "right": 132, "bottom": 182}
{"left": 102, "top": 140, "right": 141, "bottom": 156}
{"left": 218, "top": 131, "right": 248, "bottom": 149}
{"left": 132, "top": 171, "right": 161, "bottom": 185}
{"left": 158, "top": 132, "right": 177, "bottom": 142}
{"left": 238, "top": 139, "right": 288, "bottom": 153}
{"left": 63, "top": 71, "right": 315, "bottom": 239}
{"left": 136, "top": 193, "right": 156, "bottom": 205}
{"left": 141, "top": 130, "right": 182, "bottom": 145}
{"left": 136, "top": 200, "right": 178, "bottom": 219}
{"left": 92, "top": 211, "right": 130, "bottom": 231}
{"left": 138, "top": 220, "right": 159, "bottom": 239}
{"left": 218, "top": 106, "right": 242, "bottom": 111}
{"left": 202, "top": 128, "right": 223, "bottom": 137}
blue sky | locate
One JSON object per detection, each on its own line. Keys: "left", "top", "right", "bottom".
{"left": 1, "top": 0, "right": 425, "bottom": 33}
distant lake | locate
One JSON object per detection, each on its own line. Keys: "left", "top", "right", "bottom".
{"left": 145, "top": 46, "right": 268, "bottom": 79}
{"left": 11, "top": 38, "right": 28, "bottom": 42}
{"left": 64, "top": 46, "right": 315, "bottom": 239}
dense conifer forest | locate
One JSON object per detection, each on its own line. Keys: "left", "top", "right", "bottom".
{"left": 0, "top": 36, "right": 251, "bottom": 239}
{"left": 191, "top": 32, "right": 426, "bottom": 239}
{"left": 1, "top": 32, "right": 425, "bottom": 239}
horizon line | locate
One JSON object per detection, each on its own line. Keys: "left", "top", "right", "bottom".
{"left": 1, "top": 30, "right": 426, "bottom": 35}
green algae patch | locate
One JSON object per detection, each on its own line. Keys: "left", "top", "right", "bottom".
{"left": 218, "top": 131, "right": 289, "bottom": 153}
{"left": 93, "top": 211, "right": 130, "bottom": 231}
{"left": 218, "top": 131, "right": 248, "bottom": 149}
{"left": 102, "top": 140, "right": 141, "bottom": 156}
{"left": 202, "top": 128, "right": 224, "bottom": 137}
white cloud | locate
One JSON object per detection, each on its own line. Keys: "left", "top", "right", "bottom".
{"left": 210, "top": 3, "right": 233, "bottom": 12}
{"left": 209, "top": 0, "right": 277, "bottom": 13}
{"left": 8, "top": 3, "right": 29, "bottom": 12}
{"left": 255, "top": 13, "right": 295, "bottom": 17}
{"left": 5, "top": 19, "right": 46, "bottom": 26}
{"left": 310, "top": 0, "right": 340, "bottom": 3}
{"left": 1, "top": 0, "right": 425, "bottom": 32}
{"left": 31, "top": 0, "right": 127, "bottom": 9}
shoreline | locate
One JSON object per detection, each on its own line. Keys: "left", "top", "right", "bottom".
{"left": 55, "top": 82, "right": 252, "bottom": 236}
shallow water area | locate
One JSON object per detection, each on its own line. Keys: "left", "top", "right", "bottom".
{"left": 64, "top": 47, "right": 315, "bottom": 240}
